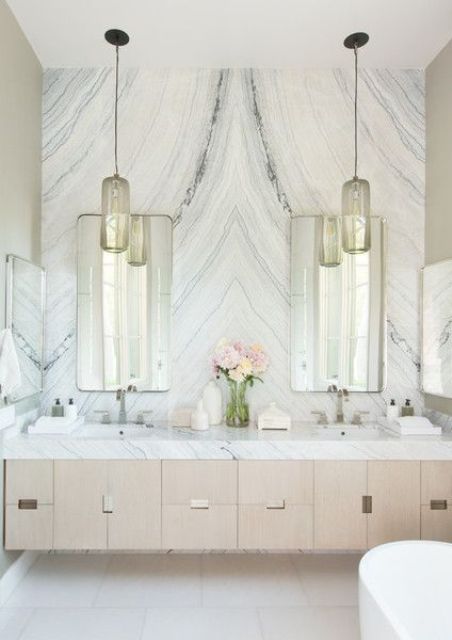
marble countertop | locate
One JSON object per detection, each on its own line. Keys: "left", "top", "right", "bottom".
{"left": 4, "top": 421, "right": 452, "bottom": 460}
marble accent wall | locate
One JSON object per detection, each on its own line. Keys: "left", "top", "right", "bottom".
{"left": 42, "top": 68, "right": 425, "bottom": 421}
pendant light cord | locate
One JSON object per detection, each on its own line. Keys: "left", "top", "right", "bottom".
{"left": 354, "top": 42, "right": 358, "bottom": 179}
{"left": 114, "top": 44, "right": 119, "bottom": 176}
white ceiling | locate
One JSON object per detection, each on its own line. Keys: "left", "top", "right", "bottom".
{"left": 6, "top": 0, "right": 452, "bottom": 68}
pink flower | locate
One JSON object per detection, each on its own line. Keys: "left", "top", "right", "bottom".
{"left": 246, "top": 346, "right": 269, "bottom": 374}
{"left": 211, "top": 339, "right": 269, "bottom": 379}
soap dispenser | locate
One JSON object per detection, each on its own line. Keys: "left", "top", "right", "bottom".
{"left": 65, "top": 398, "right": 78, "bottom": 421}
{"left": 401, "top": 399, "right": 414, "bottom": 417}
{"left": 51, "top": 398, "right": 64, "bottom": 417}
{"left": 386, "top": 399, "right": 400, "bottom": 420}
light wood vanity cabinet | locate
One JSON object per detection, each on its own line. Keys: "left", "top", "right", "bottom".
{"left": 5, "top": 460, "right": 54, "bottom": 550}
{"left": 314, "top": 461, "right": 368, "bottom": 550}
{"left": 54, "top": 460, "right": 108, "bottom": 549}
{"left": 6, "top": 458, "right": 452, "bottom": 551}
{"left": 53, "top": 460, "right": 161, "bottom": 550}
{"left": 162, "top": 460, "right": 237, "bottom": 549}
{"left": 367, "top": 461, "right": 420, "bottom": 546}
{"left": 108, "top": 461, "right": 161, "bottom": 549}
{"left": 420, "top": 461, "right": 452, "bottom": 542}
{"left": 314, "top": 461, "right": 421, "bottom": 550}
{"left": 239, "top": 461, "right": 313, "bottom": 549}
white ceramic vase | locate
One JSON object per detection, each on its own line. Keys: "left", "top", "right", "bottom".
{"left": 202, "top": 379, "right": 223, "bottom": 425}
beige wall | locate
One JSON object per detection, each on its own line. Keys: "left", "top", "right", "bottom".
{"left": 425, "top": 37, "right": 452, "bottom": 414}
{"left": 0, "top": 0, "right": 42, "bottom": 576}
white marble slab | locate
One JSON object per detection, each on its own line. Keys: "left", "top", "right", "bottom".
{"left": 41, "top": 68, "right": 425, "bottom": 423}
{"left": 5, "top": 422, "right": 452, "bottom": 461}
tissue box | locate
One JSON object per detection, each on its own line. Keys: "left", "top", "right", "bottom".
{"left": 257, "top": 403, "right": 291, "bottom": 431}
{"left": 169, "top": 407, "right": 193, "bottom": 427}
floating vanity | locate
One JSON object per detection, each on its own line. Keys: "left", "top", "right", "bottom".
{"left": 4, "top": 423, "right": 452, "bottom": 552}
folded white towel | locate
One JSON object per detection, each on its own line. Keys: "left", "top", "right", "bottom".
{"left": 387, "top": 415, "right": 442, "bottom": 436}
{"left": 0, "top": 328, "right": 21, "bottom": 398}
{"left": 395, "top": 416, "right": 434, "bottom": 430}
{"left": 29, "top": 416, "right": 82, "bottom": 435}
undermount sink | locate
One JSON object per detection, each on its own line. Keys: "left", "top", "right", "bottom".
{"left": 314, "top": 424, "right": 388, "bottom": 440}
{"left": 74, "top": 424, "right": 154, "bottom": 439}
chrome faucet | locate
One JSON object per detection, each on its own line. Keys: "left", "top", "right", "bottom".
{"left": 328, "top": 385, "right": 349, "bottom": 423}
{"left": 116, "top": 385, "right": 137, "bottom": 424}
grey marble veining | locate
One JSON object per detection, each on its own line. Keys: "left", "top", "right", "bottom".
{"left": 41, "top": 68, "right": 425, "bottom": 420}
{"left": 8, "top": 258, "right": 45, "bottom": 401}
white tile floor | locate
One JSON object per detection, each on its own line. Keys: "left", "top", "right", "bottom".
{"left": 0, "top": 553, "right": 362, "bottom": 640}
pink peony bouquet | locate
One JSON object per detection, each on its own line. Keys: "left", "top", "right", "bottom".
{"left": 212, "top": 339, "right": 269, "bottom": 385}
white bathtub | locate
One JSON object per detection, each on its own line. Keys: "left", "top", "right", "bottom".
{"left": 359, "top": 541, "right": 452, "bottom": 639}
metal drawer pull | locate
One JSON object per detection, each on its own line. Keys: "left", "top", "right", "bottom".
{"left": 266, "top": 500, "right": 286, "bottom": 510}
{"left": 190, "top": 499, "right": 209, "bottom": 509}
{"left": 18, "top": 499, "right": 37, "bottom": 510}
{"left": 362, "top": 496, "right": 372, "bottom": 514}
{"left": 102, "top": 495, "right": 114, "bottom": 514}
{"left": 431, "top": 499, "right": 448, "bottom": 510}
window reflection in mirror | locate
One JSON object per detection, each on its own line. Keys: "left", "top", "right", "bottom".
{"left": 77, "top": 215, "right": 172, "bottom": 391}
{"left": 291, "top": 216, "right": 386, "bottom": 392}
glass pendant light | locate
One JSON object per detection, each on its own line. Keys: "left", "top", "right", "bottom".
{"left": 319, "top": 216, "right": 342, "bottom": 267}
{"left": 127, "top": 215, "right": 147, "bottom": 266}
{"left": 100, "top": 29, "right": 131, "bottom": 253}
{"left": 342, "top": 32, "right": 371, "bottom": 255}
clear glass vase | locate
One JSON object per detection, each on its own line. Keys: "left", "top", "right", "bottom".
{"left": 226, "top": 379, "right": 249, "bottom": 427}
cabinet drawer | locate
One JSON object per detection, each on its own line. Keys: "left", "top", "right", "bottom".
{"left": 239, "top": 504, "right": 313, "bottom": 549}
{"left": 239, "top": 461, "right": 313, "bottom": 505}
{"left": 6, "top": 460, "right": 53, "bottom": 504}
{"left": 162, "top": 505, "right": 237, "bottom": 549}
{"left": 421, "top": 462, "right": 452, "bottom": 504}
{"left": 162, "top": 461, "right": 237, "bottom": 505}
{"left": 421, "top": 504, "right": 452, "bottom": 542}
{"left": 5, "top": 504, "right": 53, "bottom": 550}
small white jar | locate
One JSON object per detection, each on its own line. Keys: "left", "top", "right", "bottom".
{"left": 191, "top": 400, "right": 209, "bottom": 431}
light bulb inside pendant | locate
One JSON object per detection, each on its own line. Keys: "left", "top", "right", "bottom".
{"left": 319, "top": 215, "right": 342, "bottom": 267}
{"left": 127, "top": 215, "right": 147, "bottom": 267}
{"left": 342, "top": 176, "right": 370, "bottom": 254}
{"left": 100, "top": 29, "right": 131, "bottom": 254}
{"left": 341, "top": 32, "right": 371, "bottom": 255}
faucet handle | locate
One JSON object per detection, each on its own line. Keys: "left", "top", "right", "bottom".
{"left": 135, "top": 410, "right": 153, "bottom": 425}
{"left": 311, "top": 410, "right": 328, "bottom": 425}
{"left": 351, "top": 410, "right": 369, "bottom": 425}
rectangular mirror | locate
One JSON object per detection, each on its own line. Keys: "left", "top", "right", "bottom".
{"left": 291, "top": 216, "right": 386, "bottom": 392}
{"left": 6, "top": 255, "right": 46, "bottom": 401}
{"left": 422, "top": 259, "right": 452, "bottom": 398}
{"left": 77, "top": 214, "right": 172, "bottom": 391}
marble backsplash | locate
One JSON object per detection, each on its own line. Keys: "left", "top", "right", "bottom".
{"left": 41, "top": 68, "right": 425, "bottom": 422}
